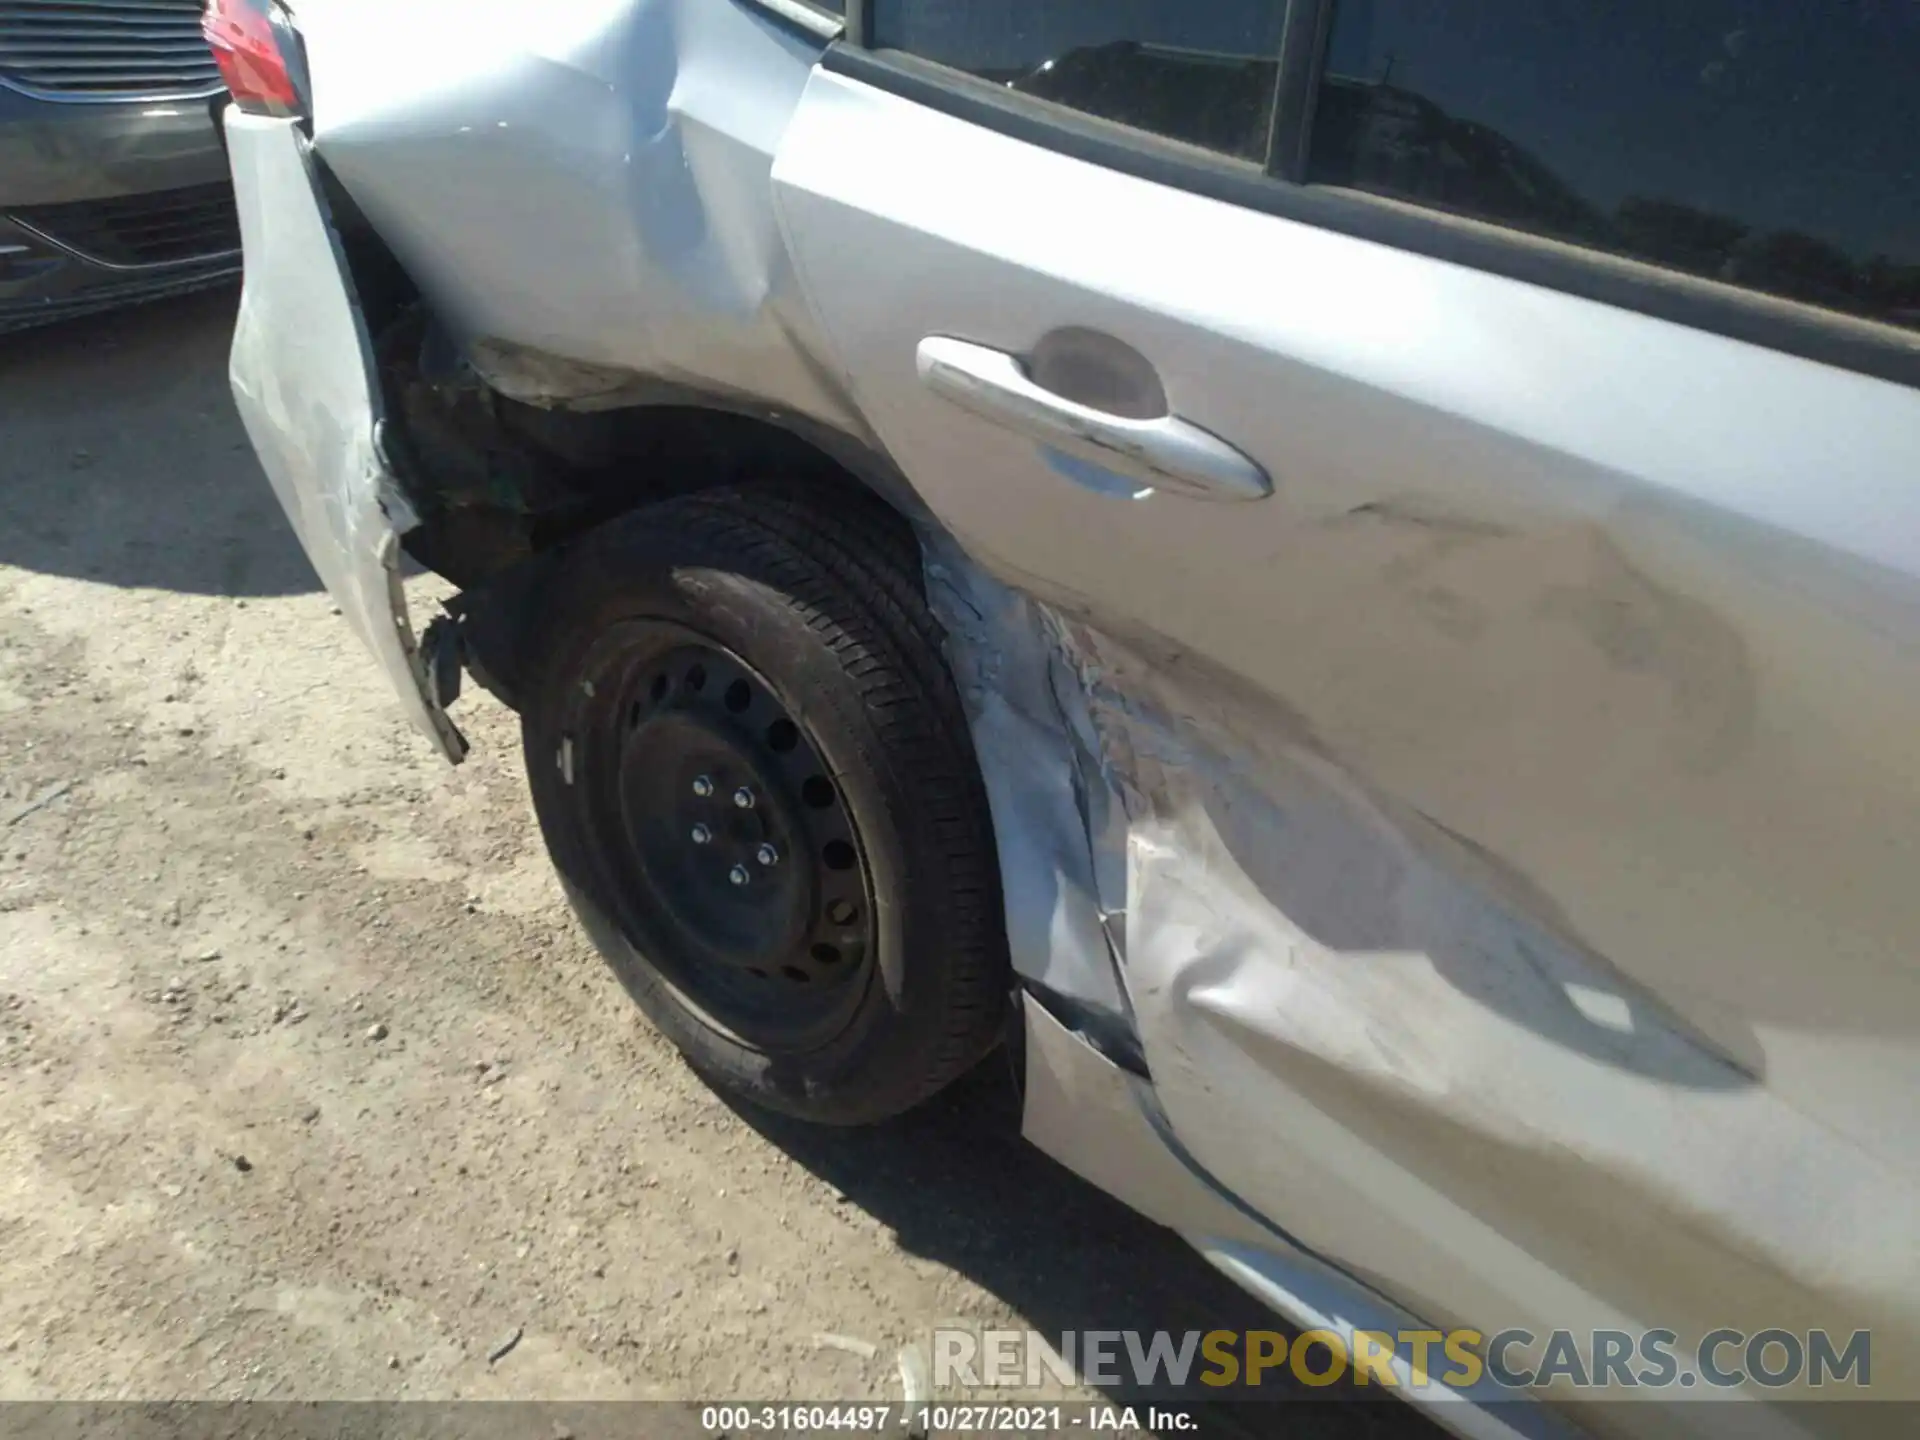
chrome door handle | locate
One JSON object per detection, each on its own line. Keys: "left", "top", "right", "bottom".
{"left": 916, "top": 336, "right": 1271, "bottom": 502}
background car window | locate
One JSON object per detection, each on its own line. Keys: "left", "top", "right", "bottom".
{"left": 1307, "top": 0, "right": 1920, "bottom": 333}
{"left": 868, "top": 0, "right": 1289, "bottom": 162}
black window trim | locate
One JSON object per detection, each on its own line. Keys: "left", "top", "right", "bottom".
{"left": 824, "top": 1, "right": 1920, "bottom": 392}
{"left": 1267, "top": 0, "right": 1334, "bottom": 183}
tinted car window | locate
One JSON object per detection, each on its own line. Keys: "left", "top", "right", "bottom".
{"left": 870, "top": 0, "right": 1288, "bottom": 162}
{"left": 1308, "top": 0, "right": 1920, "bottom": 333}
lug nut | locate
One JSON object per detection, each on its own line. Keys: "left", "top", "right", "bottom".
{"left": 756, "top": 843, "right": 780, "bottom": 867}
{"left": 733, "top": 787, "right": 756, "bottom": 810}
{"left": 692, "top": 775, "right": 714, "bottom": 798}
{"left": 728, "top": 865, "right": 751, "bottom": 887}
{"left": 691, "top": 824, "right": 713, "bottom": 846}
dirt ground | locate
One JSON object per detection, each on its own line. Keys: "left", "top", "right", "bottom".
{"left": 0, "top": 292, "right": 1430, "bottom": 1437}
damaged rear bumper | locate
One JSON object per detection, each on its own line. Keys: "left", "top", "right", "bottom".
{"left": 223, "top": 109, "right": 466, "bottom": 763}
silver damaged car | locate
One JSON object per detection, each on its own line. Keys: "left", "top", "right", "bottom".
{"left": 209, "top": 0, "right": 1920, "bottom": 1435}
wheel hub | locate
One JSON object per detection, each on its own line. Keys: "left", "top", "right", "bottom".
{"left": 568, "top": 632, "right": 876, "bottom": 1046}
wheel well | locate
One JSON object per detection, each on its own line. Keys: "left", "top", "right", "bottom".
{"left": 416, "top": 385, "right": 931, "bottom": 709}
{"left": 317, "top": 161, "right": 918, "bottom": 590}
{"left": 361, "top": 304, "right": 918, "bottom": 590}
{"left": 362, "top": 305, "right": 931, "bottom": 712}
{"left": 400, "top": 388, "right": 916, "bottom": 585}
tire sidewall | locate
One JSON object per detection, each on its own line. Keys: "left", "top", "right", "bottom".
{"left": 522, "top": 523, "right": 966, "bottom": 1124}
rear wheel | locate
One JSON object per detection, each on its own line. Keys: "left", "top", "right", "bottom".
{"left": 520, "top": 483, "right": 1008, "bottom": 1125}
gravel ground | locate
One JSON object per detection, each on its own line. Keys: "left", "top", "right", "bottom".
{"left": 0, "top": 292, "right": 1433, "bottom": 1439}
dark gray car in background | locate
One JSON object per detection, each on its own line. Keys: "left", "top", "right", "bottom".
{"left": 0, "top": 0, "right": 237, "bottom": 332}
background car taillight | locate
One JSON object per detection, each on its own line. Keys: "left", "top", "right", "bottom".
{"left": 203, "top": 0, "right": 309, "bottom": 119}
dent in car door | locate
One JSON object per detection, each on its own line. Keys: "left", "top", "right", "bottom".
{"left": 773, "top": 68, "right": 1920, "bottom": 1404}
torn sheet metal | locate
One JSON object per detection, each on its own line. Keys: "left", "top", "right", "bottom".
{"left": 932, "top": 540, "right": 1916, "bottom": 1419}
{"left": 923, "top": 533, "right": 1136, "bottom": 1064}
{"left": 225, "top": 110, "right": 466, "bottom": 762}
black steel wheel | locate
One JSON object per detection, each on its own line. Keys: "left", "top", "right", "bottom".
{"left": 521, "top": 482, "right": 1009, "bottom": 1125}
{"left": 563, "top": 630, "right": 877, "bottom": 1051}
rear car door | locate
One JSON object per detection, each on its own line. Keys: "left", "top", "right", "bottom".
{"left": 775, "top": 0, "right": 1920, "bottom": 1404}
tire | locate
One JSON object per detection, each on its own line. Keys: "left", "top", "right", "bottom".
{"left": 520, "top": 480, "right": 1009, "bottom": 1125}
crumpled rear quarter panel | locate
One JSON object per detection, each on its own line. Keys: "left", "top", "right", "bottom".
{"left": 294, "top": 0, "right": 859, "bottom": 428}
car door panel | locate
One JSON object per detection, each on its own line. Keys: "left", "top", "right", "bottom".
{"left": 774, "top": 65, "right": 1920, "bottom": 1392}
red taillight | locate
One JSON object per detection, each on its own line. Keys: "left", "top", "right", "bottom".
{"left": 203, "top": 0, "right": 301, "bottom": 115}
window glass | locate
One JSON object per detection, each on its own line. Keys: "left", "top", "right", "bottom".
{"left": 869, "top": 0, "right": 1289, "bottom": 162}
{"left": 1308, "top": 0, "right": 1920, "bottom": 332}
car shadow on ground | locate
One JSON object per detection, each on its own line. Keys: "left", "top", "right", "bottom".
{"left": 729, "top": 1059, "right": 1443, "bottom": 1440}
{"left": 0, "top": 289, "right": 319, "bottom": 599}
